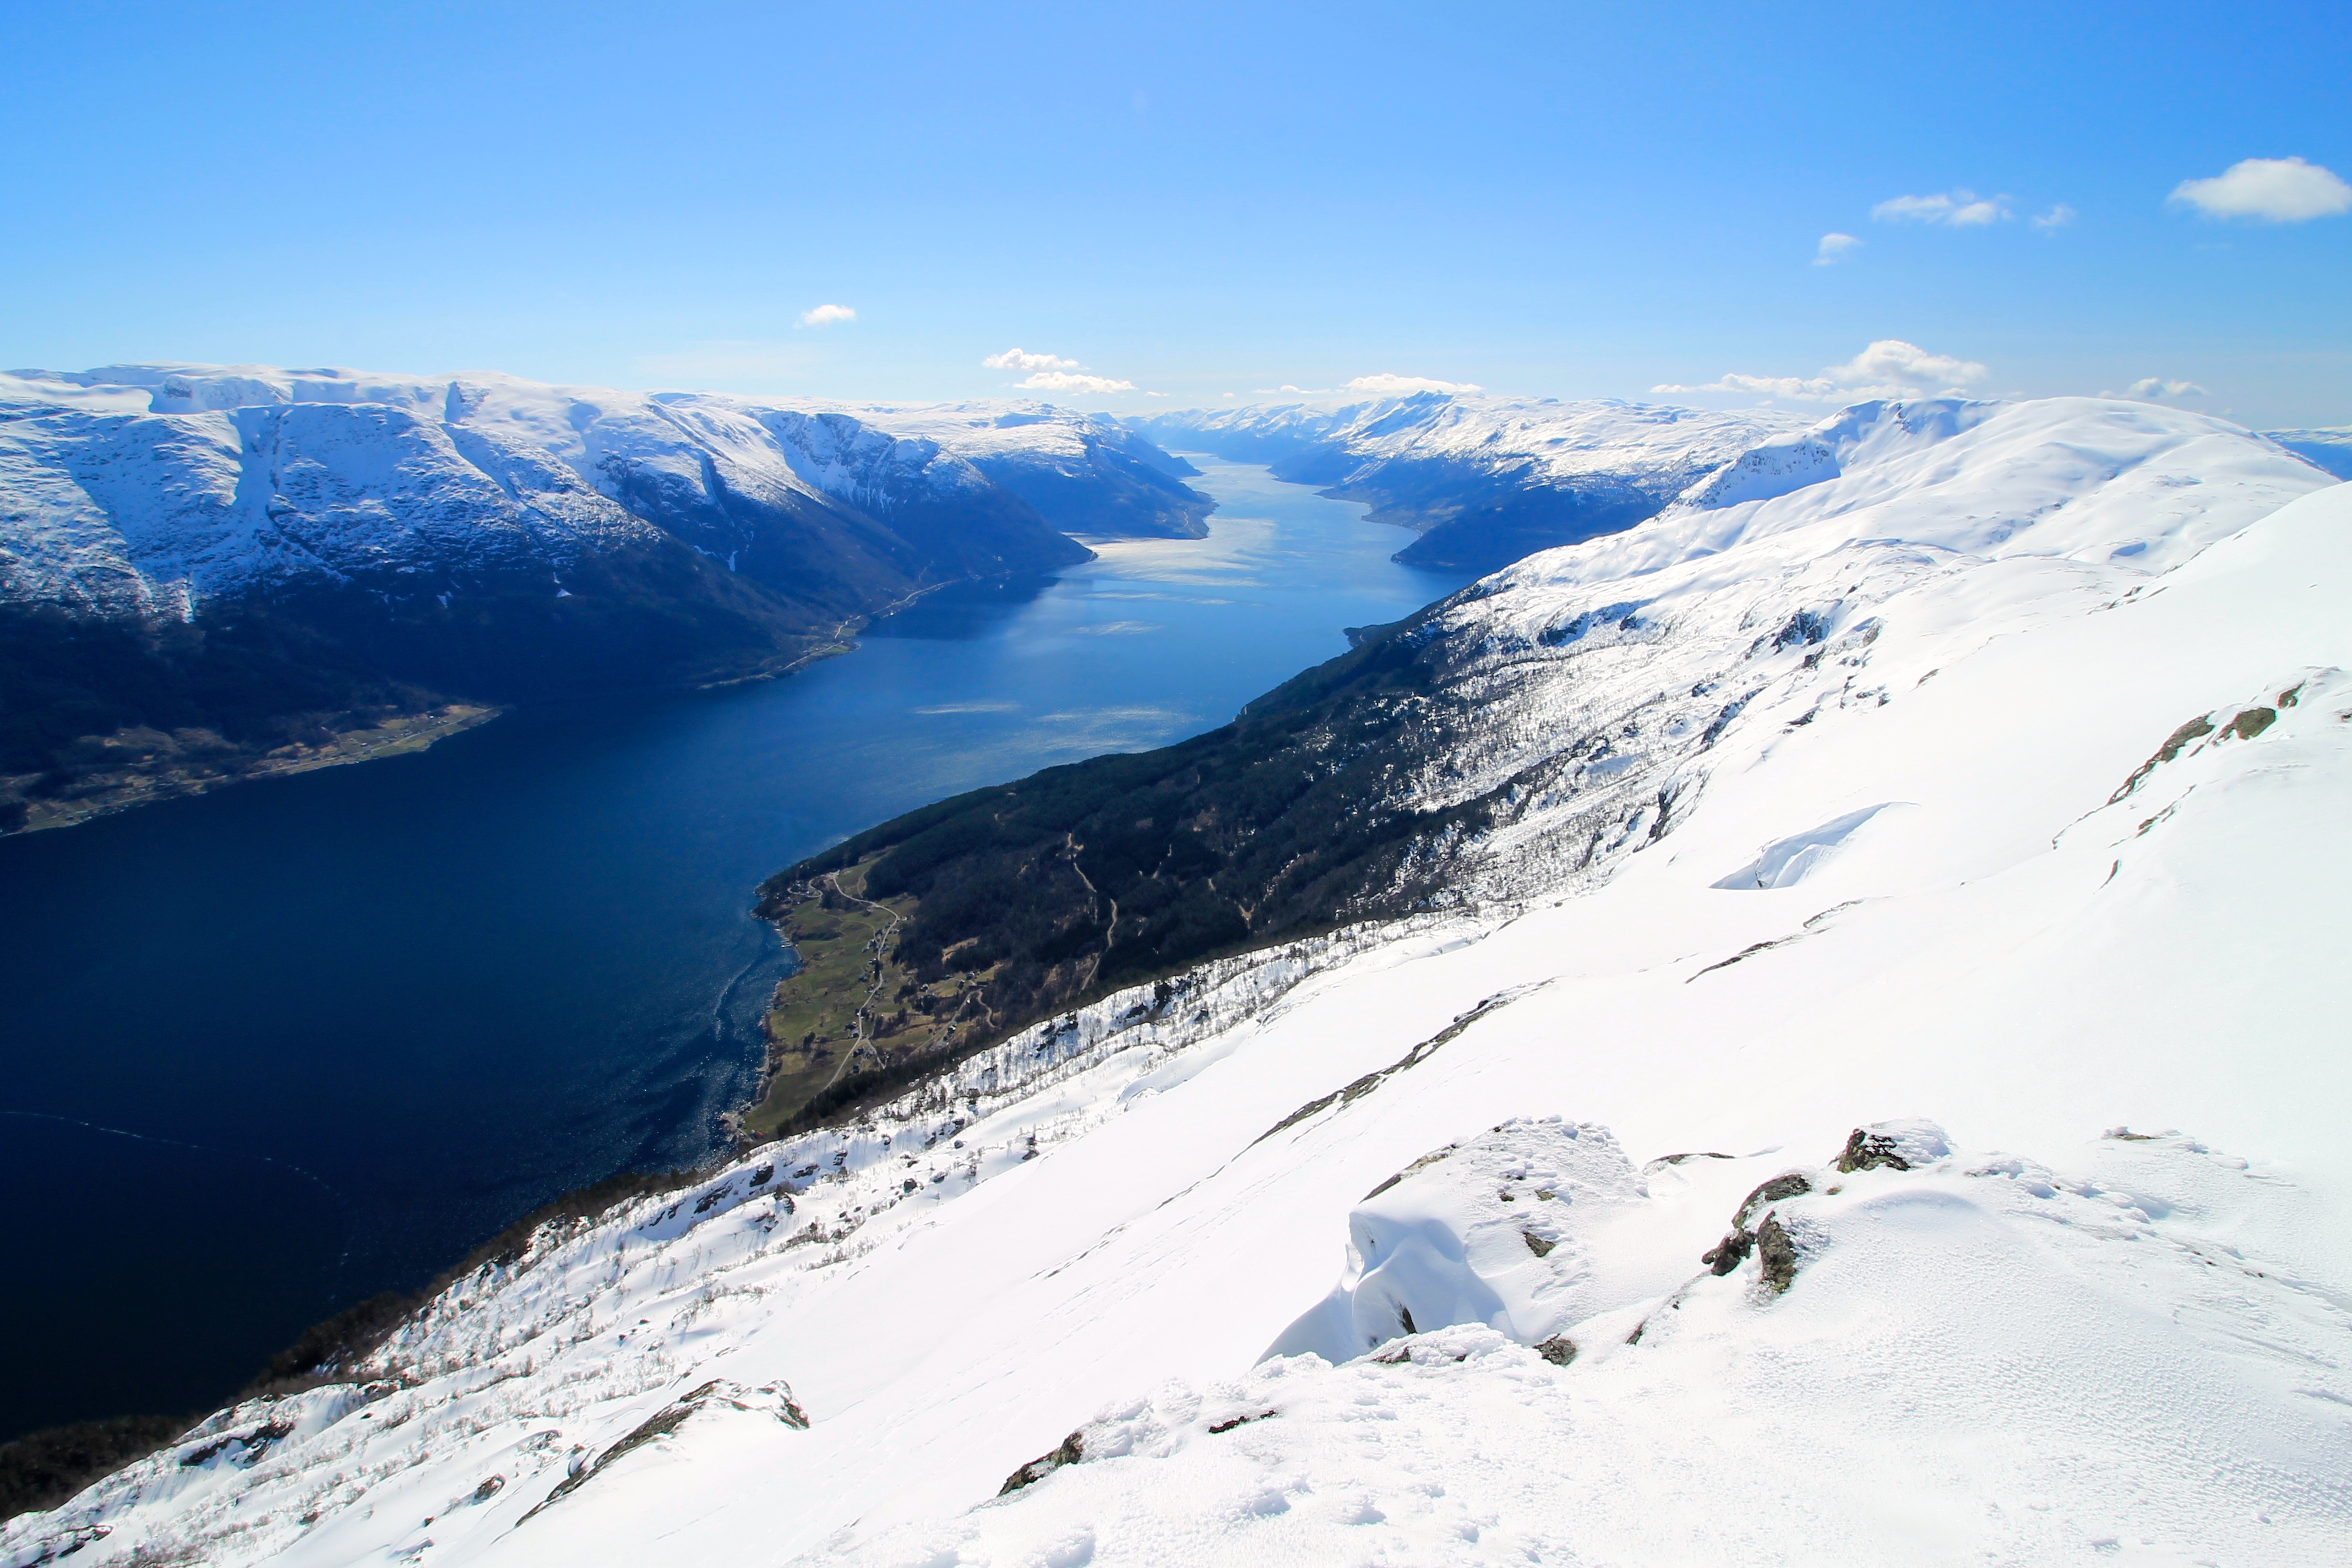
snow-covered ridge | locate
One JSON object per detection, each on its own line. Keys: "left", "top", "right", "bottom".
{"left": 0, "top": 366, "right": 1191, "bottom": 618}
{"left": 1138, "top": 390, "right": 1805, "bottom": 499}
{"left": 8, "top": 395, "right": 2348, "bottom": 1565}
{"left": 1132, "top": 390, "right": 1810, "bottom": 573}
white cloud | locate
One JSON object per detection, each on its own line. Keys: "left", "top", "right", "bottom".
{"left": 1872, "top": 189, "right": 2013, "bottom": 227}
{"left": 2032, "top": 203, "right": 2077, "bottom": 230}
{"left": 2170, "top": 156, "right": 2352, "bottom": 222}
{"left": 983, "top": 347, "right": 1082, "bottom": 372}
{"left": 1654, "top": 339, "right": 1990, "bottom": 404}
{"left": 798, "top": 303, "right": 856, "bottom": 327}
{"left": 1814, "top": 232, "right": 1862, "bottom": 265}
{"left": 1343, "top": 372, "right": 1483, "bottom": 395}
{"left": 1015, "top": 371, "right": 1136, "bottom": 393}
{"left": 2116, "top": 377, "right": 2207, "bottom": 400}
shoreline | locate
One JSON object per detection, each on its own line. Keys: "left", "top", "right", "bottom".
{"left": 1, "top": 704, "right": 504, "bottom": 838}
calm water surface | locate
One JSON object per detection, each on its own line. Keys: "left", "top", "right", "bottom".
{"left": 0, "top": 460, "right": 1462, "bottom": 1438}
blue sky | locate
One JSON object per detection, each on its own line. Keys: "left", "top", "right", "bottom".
{"left": 4, "top": 1, "right": 2347, "bottom": 426}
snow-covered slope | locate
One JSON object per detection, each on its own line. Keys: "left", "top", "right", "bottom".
{"left": 9, "top": 397, "right": 2348, "bottom": 1566}
{"left": 1135, "top": 391, "right": 1807, "bottom": 573}
{"left": 0, "top": 365, "right": 1152, "bottom": 829}
{"left": 2264, "top": 425, "right": 2352, "bottom": 480}
{"left": 829, "top": 401, "right": 1215, "bottom": 539}
{"left": 0, "top": 366, "right": 1109, "bottom": 617}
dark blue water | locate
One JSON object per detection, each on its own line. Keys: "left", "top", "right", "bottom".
{"left": 0, "top": 461, "right": 1461, "bottom": 1440}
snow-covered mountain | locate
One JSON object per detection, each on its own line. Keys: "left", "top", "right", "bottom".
{"left": 1134, "top": 391, "right": 1807, "bottom": 574}
{"left": 831, "top": 401, "right": 1215, "bottom": 540}
{"left": 0, "top": 366, "right": 1209, "bottom": 831}
{"left": 0, "top": 366, "right": 1171, "bottom": 617}
{"left": 14, "top": 394, "right": 2344, "bottom": 1565}
{"left": 2264, "top": 425, "right": 2352, "bottom": 480}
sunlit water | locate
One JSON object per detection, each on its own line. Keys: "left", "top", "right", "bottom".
{"left": 0, "top": 460, "right": 1462, "bottom": 1438}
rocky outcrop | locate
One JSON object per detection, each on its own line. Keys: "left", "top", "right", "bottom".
{"left": 999, "top": 1430, "right": 1084, "bottom": 1495}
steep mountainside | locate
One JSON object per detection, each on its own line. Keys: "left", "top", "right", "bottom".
{"left": 1134, "top": 392, "right": 1804, "bottom": 574}
{"left": 2264, "top": 424, "right": 2352, "bottom": 478}
{"left": 0, "top": 367, "right": 1181, "bottom": 829}
{"left": 752, "top": 396, "right": 2328, "bottom": 1124}
{"left": 835, "top": 401, "right": 1215, "bottom": 538}
{"left": 10, "top": 394, "right": 2344, "bottom": 1566}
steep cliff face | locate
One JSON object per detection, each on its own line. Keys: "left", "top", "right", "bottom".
{"left": 1135, "top": 392, "right": 1804, "bottom": 574}
{"left": 10, "top": 395, "right": 2345, "bottom": 1566}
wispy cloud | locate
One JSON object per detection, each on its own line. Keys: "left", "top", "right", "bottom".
{"left": 1814, "top": 232, "right": 1862, "bottom": 265}
{"left": 1656, "top": 339, "right": 1990, "bottom": 404}
{"left": 2030, "top": 203, "right": 2077, "bottom": 231}
{"left": 2110, "top": 377, "right": 2206, "bottom": 401}
{"left": 2170, "top": 156, "right": 2352, "bottom": 222}
{"left": 983, "top": 347, "right": 1082, "bottom": 372}
{"left": 1872, "top": 189, "right": 2012, "bottom": 227}
{"left": 798, "top": 303, "right": 856, "bottom": 327}
{"left": 1016, "top": 370, "right": 1137, "bottom": 393}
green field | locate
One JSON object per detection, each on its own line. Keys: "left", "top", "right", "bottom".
{"left": 743, "top": 857, "right": 998, "bottom": 1138}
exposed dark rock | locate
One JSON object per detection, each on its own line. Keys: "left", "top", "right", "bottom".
{"left": 998, "top": 1430, "right": 1084, "bottom": 1495}
{"left": 1701, "top": 1229, "right": 1753, "bottom": 1275}
{"left": 1522, "top": 1230, "right": 1557, "bottom": 1258}
{"left": 178, "top": 1420, "right": 292, "bottom": 1468}
{"left": 1756, "top": 1214, "right": 1799, "bottom": 1292}
{"left": 1534, "top": 1336, "right": 1578, "bottom": 1366}
{"left": 1732, "top": 1173, "right": 1814, "bottom": 1232}
{"left": 1836, "top": 1129, "right": 1911, "bottom": 1173}
{"left": 1702, "top": 1171, "right": 1816, "bottom": 1278}
{"left": 1207, "top": 1411, "right": 1275, "bottom": 1434}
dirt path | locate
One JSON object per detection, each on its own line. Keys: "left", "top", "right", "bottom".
{"left": 817, "top": 872, "right": 906, "bottom": 1095}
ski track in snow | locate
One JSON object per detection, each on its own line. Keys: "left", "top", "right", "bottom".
{"left": 6, "top": 395, "right": 2349, "bottom": 1568}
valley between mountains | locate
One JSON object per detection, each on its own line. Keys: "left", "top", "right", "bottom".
{"left": 4, "top": 382, "right": 2348, "bottom": 1565}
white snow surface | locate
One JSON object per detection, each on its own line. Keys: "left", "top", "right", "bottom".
{"left": 0, "top": 366, "right": 1144, "bottom": 616}
{"left": 8, "top": 397, "right": 2349, "bottom": 1567}
{"left": 1144, "top": 390, "right": 1810, "bottom": 500}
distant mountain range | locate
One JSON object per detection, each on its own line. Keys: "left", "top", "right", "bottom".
{"left": 3, "top": 366, "right": 2337, "bottom": 835}
{"left": 0, "top": 366, "right": 1210, "bottom": 830}
{"left": 1133, "top": 393, "right": 1806, "bottom": 575}
{"left": 1135, "top": 391, "right": 2349, "bottom": 576}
